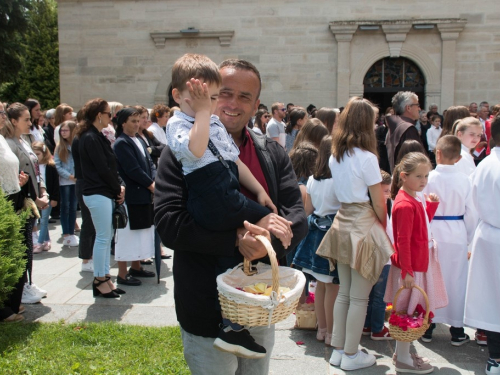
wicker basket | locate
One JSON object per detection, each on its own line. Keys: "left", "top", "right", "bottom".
{"left": 295, "top": 307, "right": 317, "bottom": 330}
{"left": 217, "top": 235, "right": 306, "bottom": 327}
{"left": 389, "top": 285, "right": 430, "bottom": 342}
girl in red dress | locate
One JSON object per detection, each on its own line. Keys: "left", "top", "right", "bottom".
{"left": 384, "top": 152, "right": 448, "bottom": 374}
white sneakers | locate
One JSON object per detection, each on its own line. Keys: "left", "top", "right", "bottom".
{"left": 21, "top": 283, "right": 46, "bottom": 304}
{"left": 63, "top": 235, "right": 79, "bottom": 247}
{"left": 330, "top": 350, "right": 376, "bottom": 371}
{"left": 81, "top": 259, "right": 94, "bottom": 273}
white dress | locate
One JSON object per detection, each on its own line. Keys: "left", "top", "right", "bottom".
{"left": 464, "top": 148, "right": 500, "bottom": 332}
{"left": 455, "top": 144, "right": 476, "bottom": 177}
{"left": 423, "top": 164, "right": 478, "bottom": 327}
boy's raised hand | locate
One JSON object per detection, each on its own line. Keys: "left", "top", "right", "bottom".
{"left": 424, "top": 193, "right": 439, "bottom": 202}
{"left": 185, "top": 78, "right": 212, "bottom": 114}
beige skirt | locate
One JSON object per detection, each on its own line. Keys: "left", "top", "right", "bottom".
{"left": 316, "top": 202, "right": 394, "bottom": 285}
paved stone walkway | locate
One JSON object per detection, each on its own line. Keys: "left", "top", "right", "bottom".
{"left": 22, "top": 216, "right": 488, "bottom": 374}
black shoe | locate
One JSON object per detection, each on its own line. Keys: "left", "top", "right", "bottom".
{"left": 117, "top": 274, "right": 142, "bottom": 286}
{"left": 421, "top": 323, "right": 435, "bottom": 343}
{"left": 213, "top": 328, "right": 266, "bottom": 359}
{"left": 140, "top": 259, "right": 153, "bottom": 265}
{"left": 129, "top": 267, "right": 155, "bottom": 278}
{"left": 93, "top": 278, "right": 120, "bottom": 298}
{"left": 48, "top": 219, "right": 56, "bottom": 224}
{"left": 160, "top": 254, "right": 172, "bottom": 259}
{"left": 451, "top": 334, "right": 470, "bottom": 347}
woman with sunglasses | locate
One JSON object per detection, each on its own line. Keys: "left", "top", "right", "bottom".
{"left": 78, "top": 98, "right": 125, "bottom": 298}
{"left": 252, "top": 109, "right": 270, "bottom": 135}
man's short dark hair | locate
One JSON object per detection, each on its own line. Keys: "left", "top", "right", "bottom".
{"left": 436, "top": 135, "right": 461, "bottom": 160}
{"left": 218, "top": 59, "right": 261, "bottom": 99}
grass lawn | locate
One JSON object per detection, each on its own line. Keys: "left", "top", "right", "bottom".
{"left": 0, "top": 321, "right": 189, "bottom": 374}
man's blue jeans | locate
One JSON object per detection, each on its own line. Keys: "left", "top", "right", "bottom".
{"left": 364, "top": 264, "right": 390, "bottom": 333}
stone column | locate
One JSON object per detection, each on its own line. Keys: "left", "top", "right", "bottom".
{"left": 437, "top": 22, "right": 466, "bottom": 109}
{"left": 330, "top": 24, "right": 358, "bottom": 107}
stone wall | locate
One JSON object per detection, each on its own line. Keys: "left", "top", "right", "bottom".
{"left": 57, "top": 0, "right": 500, "bottom": 110}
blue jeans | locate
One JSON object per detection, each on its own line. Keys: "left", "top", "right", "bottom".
{"left": 83, "top": 194, "right": 114, "bottom": 277}
{"left": 38, "top": 206, "right": 52, "bottom": 244}
{"left": 364, "top": 264, "right": 390, "bottom": 333}
{"left": 59, "top": 184, "right": 77, "bottom": 235}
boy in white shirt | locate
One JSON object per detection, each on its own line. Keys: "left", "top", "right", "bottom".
{"left": 422, "top": 135, "right": 477, "bottom": 345}
{"left": 426, "top": 115, "right": 442, "bottom": 167}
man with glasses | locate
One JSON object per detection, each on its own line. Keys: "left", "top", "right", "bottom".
{"left": 385, "top": 91, "right": 423, "bottom": 172}
{"left": 266, "top": 102, "right": 287, "bottom": 147}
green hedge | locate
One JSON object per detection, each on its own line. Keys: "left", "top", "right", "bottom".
{"left": 0, "top": 189, "right": 28, "bottom": 308}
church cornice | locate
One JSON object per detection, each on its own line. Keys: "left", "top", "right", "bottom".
{"left": 150, "top": 30, "right": 235, "bottom": 48}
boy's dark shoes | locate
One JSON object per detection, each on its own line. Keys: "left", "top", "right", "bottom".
{"left": 213, "top": 328, "right": 266, "bottom": 359}
{"left": 451, "top": 334, "right": 470, "bottom": 347}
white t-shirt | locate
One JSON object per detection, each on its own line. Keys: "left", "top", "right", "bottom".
{"left": 328, "top": 148, "right": 381, "bottom": 203}
{"left": 306, "top": 176, "right": 341, "bottom": 217}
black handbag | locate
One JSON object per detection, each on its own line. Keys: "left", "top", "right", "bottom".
{"left": 113, "top": 204, "right": 128, "bottom": 229}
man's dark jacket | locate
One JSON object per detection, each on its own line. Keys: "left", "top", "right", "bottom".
{"left": 154, "top": 128, "right": 308, "bottom": 337}
{"left": 386, "top": 115, "right": 421, "bottom": 172}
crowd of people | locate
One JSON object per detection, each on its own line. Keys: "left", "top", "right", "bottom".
{"left": 0, "top": 54, "right": 499, "bottom": 375}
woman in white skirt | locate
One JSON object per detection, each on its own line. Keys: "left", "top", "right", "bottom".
{"left": 113, "top": 108, "right": 157, "bottom": 287}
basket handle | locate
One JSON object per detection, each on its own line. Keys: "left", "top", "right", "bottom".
{"left": 393, "top": 285, "right": 431, "bottom": 324}
{"left": 243, "top": 235, "right": 280, "bottom": 295}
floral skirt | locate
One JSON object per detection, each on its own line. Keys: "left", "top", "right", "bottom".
{"left": 384, "top": 241, "right": 448, "bottom": 315}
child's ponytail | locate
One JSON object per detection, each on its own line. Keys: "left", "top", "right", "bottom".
{"left": 391, "top": 164, "right": 402, "bottom": 200}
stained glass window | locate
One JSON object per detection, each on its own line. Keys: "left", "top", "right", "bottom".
{"left": 363, "top": 58, "right": 425, "bottom": 89}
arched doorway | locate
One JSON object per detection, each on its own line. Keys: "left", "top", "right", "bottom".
{"left": 363, "top": 57, "right": 425, "bottom": 113}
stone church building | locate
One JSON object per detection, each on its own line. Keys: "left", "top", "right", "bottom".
{"left": 57, "top": 0, "right": 500, "bottom": 111}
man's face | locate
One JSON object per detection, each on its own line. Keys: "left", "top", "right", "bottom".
{"left": 278, "top": 103, "right": 287, "bottom": 120}
{"left": 419, "top": 112, "right": 428, "bottom": 123}
{"left": 469, "top": 103, "right": 478, "bottom": 113}
{"left": 479, "top": 106, "right": 489, "bottom": 120}
{"left": 405, "top": 98, "right": 420, "bottom": 121}
{"left": 215, "top": 67, "right": 260, "bottom": 136}
{"left": 430, "top": 105, "right": 438, "bottom": 114}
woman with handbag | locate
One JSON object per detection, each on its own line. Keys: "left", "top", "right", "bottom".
{"left": 78, "top": 98, "right": 125, "bottom": 298}
{"left": 112, "top": 108, "right": 157, "bottom": 286}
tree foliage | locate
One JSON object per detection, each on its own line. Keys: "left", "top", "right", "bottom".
{"left": 0, "top": 0, "right": 60, "bottom": 108}
{"left": 0, "top": 0, "right": 31, "bottom": 82}
{"left": 0, "top": 189, "right": 28, "bottom": 308}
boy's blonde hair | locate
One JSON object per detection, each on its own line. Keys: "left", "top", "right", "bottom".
{"left": 171, "top": 54, "right": 222, "bottom": 91}
{"left": 391, "top": 152, "right": 431, "bottom": 200}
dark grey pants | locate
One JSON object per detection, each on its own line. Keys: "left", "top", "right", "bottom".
{"left": 75, "top": 180, "right": 95, "bottom": 260}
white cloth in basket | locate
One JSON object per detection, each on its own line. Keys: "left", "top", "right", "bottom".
{"left": 217, "top": 262, "right": 305, "bottom": 310}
